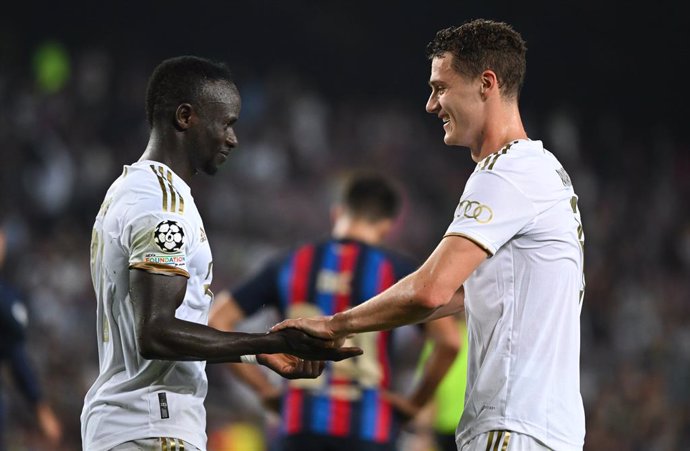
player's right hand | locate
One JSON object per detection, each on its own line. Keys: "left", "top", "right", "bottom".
{"left": 256, "top": 353, "right": 325, "bottom": 380}
{"left": 271, "top": 327, "right": 362, "bottom": 361}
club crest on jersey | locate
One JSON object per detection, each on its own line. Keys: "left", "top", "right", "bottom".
{"left": 153, "top": 220, "right": 185, "bottom": 253}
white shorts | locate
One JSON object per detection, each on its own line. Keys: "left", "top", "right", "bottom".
{"left": 109, "top": 437, "right": 202, "bottom": 451}
{"left": 460, "top": 430, "right": 553, "bottom": 451}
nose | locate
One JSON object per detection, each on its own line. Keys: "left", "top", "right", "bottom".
{"left": 426, "top": 92, "right": 439, "bottom": 114}
{"left": 226, "top": 128, "right": 238, "bottom": 147}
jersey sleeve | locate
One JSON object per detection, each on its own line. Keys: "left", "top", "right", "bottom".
{"left": 445, "top": 170, "right": 536, "bottom": 255}
{"left": 123, "top": 211, "right": 196, "bottom": 279}
{"left": 232, "top": 259, "right": 282, "bottom": 317}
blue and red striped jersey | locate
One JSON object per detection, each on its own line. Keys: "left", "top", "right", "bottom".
{"left": 233, "top": 238, "right": 417, "bottom": 444}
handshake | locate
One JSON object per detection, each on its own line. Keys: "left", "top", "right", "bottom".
{"left": 250, "top": 315, "right": 356, "bottom": 380}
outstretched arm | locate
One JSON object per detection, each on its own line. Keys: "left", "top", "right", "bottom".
{"left": 273, "top": 236, "right": 486, "bottom": 338}
{"left": 129, "top": 269, "right": 361, "bottom": 364}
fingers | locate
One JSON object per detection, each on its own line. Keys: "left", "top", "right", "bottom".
{"left": 290, "top": 358, "right": 325, "bottom": 379}
{"left": 313, "top": 346, "right": 363, "bottom": 362}
{"left": 270, "top": 319, "right": 297, "bottom": 332}
{"left": 270, "top": 316, "right": 335, "bottom": 340}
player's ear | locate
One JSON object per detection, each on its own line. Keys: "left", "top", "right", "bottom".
{"left": 174, "top": 103, "right": 194, "bottom": 131}
{"left": 479, "top": 70, "right": 498, "bottom": 100}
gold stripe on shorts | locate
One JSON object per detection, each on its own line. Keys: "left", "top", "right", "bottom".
{"left": 178, "top": 438, "right": 185, "bottom": 451}
{"left": 485, "top": 431, "right": 495, "bottom": 451}
{"left": 501, "top": 431, "right": 511, "bottom": 451}
{"left": 493, "top": 431, "right": 504, "bottom": 451}
{"left": 486, "top": 430, "right": 511, "bottom": 451}
{"left": 160, "top": 437, "right": 168, "bottom": 451}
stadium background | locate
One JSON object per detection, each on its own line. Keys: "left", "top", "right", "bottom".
{"left": 1, "top": 1, "right": 688, "bottom": 450}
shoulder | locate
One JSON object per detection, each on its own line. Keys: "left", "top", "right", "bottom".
{"left": 470, "top": 140, "right": 570, "bottom": 195}
{"left": 115, "top": 162, "right": 191, "bottom": 220}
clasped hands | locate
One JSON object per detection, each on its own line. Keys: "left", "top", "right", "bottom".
{"left": 256, "top": 315, "right": 356, "bottom": 379}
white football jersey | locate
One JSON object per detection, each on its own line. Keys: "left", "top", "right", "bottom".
{"left": 445, "top": 140, "right": 585, "bottom": 451}
{"left": 81, "top": 160, "right": 213, "bottom": 451}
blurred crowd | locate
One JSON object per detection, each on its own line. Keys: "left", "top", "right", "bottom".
{"left": 1, "top": 43, "right": 689, "bottom": 451}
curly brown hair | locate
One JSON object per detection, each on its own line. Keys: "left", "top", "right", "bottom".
{"left": 426, "top": 19, "right": 527, "bottom": 100}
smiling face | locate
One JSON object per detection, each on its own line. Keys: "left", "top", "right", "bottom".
{"left": 189, "top": 81, "right": 241, "bottom": 175}
{"left": 426, "top": 53, "right": 485, "bottom": 152}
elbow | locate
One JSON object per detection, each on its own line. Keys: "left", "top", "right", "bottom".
{"left": 413, "top": 286, "right": 451, "bottom": 314}
{"left": 138, "top": 343, "right": 158, "bottom": 360}
{"left": 136, "top": 322, "right": 166, "bottom": 360}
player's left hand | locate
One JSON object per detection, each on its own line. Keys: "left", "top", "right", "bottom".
{"left": 257, "top": 353, "right": 325, "bottom": 380}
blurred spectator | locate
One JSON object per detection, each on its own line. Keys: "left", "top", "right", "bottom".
{"left": 0, "top": 225, "right": 62, "bottom": 450}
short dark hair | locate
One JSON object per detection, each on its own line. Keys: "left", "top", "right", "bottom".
{"left": 340, "top": 172, "right": 401, "bottom": 222}
{"left": 426, "top": 19, "right": 527, "bottom": 100}
{"left": 145, "top": 55, "right": 234, "bottom": 127}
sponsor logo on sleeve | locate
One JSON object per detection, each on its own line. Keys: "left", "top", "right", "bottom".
{"left": 455, "top": 200, "right": 494, "bottom": 224}
{"left": 153, "top": 220, "right": 185, "bottom": 253}
{"left": 143, "top": 253, "right": 186, "bottom": 267}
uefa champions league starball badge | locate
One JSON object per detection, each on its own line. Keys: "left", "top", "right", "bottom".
{"left": 153, "top": 220, "right": 185, "bottom": 253}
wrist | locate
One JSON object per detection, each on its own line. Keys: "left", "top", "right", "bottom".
{"left": 330, "top": 312, "right": 349, "bottom": 337}
{"left": 240, "top": 354, "right": 258, "bottom": 364}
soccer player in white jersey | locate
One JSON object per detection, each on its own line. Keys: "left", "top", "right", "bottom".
{"left": 273, "top": 19, "right": 586, "bottom": 451}
{"left": 80, "top": 56, "right": 361, "bottom": 451}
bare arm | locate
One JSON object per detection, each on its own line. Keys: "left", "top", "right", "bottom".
{"left": 273, "top": 236, "right": 486, "bottom": 338}
{"left": 130, "top": 269, "right": 361, "bottom": 362}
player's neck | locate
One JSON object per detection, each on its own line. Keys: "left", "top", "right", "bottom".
{"left": 472, "top": 104, "right": 527, "bottom": 162}
{"left": 140, "top": 130, "right": 194, "bottom": 184}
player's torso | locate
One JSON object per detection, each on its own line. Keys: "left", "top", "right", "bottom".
{"left": 459, "top": 141, "right": 585, "bottom": 449}
{"left": 93, "top": 162, "right": 213, "bottom": 353}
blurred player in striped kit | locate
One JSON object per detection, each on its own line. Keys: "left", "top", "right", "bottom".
{"left": 210, "top": 172, "right": 459, "bottom": 451}
{"left": 275, "top": 19, "right": 586, "bottom": 451}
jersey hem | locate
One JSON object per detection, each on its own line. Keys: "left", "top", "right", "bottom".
{"left": 129, "top": 262, "right": 190, "bottom": 278}
{"left": 83, "top": 425, "right": 206, "bottom": 451}
{"left": 443, "top": 232, "right": 496, "bottom": 256}
{"left": 456, "top": 418, "right": 583, "bottom": 451}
